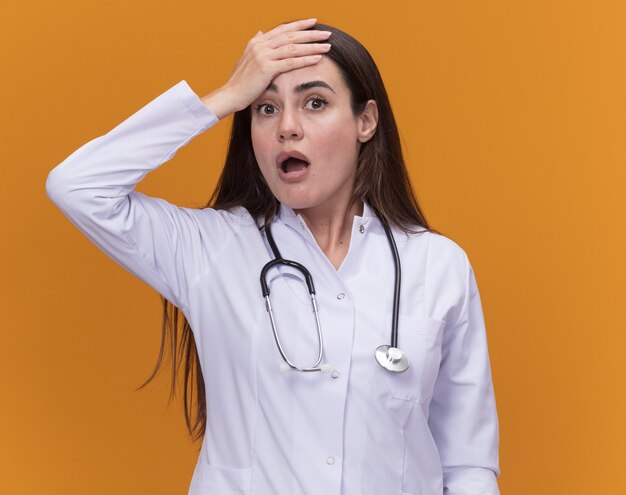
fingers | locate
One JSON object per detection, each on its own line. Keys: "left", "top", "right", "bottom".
{"left": 243, "top": 19, "right": 331, "bottom": 77}
{"left": 266, "top": 29, "right": 331, "bottom": 49}
{"left": 258, "top": 18, "right": 318, "bottom": 41}
{"left": 219, "top": 18, "right": 330, "bottom": 114}
{"left": 272, "top": 42, "right": 331, "bottom": 61}
{"left": 273, "top": 54, "right": 326, "bottom": 73}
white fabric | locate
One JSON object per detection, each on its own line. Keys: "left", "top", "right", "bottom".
{"left": 46, "top": 80, "right": 500, "bottom": 495}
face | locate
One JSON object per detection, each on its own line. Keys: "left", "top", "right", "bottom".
{"left": 251, "top": 56, "right": 376, "bottom": 213}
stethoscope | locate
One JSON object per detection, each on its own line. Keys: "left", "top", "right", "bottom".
{"left": 259, "top": 210, "right": 409, "bottom": 373}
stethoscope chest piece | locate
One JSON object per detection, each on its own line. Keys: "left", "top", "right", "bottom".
{"left": 375, "top": 345, "right": 409, "bottom": 373}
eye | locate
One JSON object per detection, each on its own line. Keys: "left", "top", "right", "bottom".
{"left": 255, "top": 103, "right": 278, "bottom": 116}
{"left": 305, "top": 96, "right": 328, "bottom": 111}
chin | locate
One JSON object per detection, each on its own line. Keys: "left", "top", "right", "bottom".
{"left": 277, "top": 198, "right": 318, "bottom": 211}
{"left": 272, "top": 188, "right": 320, "bottom": 211}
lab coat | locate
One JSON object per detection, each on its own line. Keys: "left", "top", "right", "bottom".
{"left": 45, "top": 80, "right": 500, "bottom": 495}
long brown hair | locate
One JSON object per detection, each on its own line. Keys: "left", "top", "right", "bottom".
{"left": 137, "top": 22, "right": 441, "bottom": 442}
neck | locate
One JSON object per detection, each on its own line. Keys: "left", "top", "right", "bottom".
{"left": 294, "top": 198, "right": 364, "bottom": 270}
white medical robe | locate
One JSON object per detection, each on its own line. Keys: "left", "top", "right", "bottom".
{"left": 46, "top": 80, "right": 500, "bottom": 495}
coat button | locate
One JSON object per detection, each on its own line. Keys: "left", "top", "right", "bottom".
{"left": 336, "top": 293, "right": 345, "bottom": 300}
{"left": 359, "top": 225, "right": 365, "bottom": 234}
{"left": 331, "top": 370, "right": 340, "bottom": 379}
{"left": 326, "top": 456, "right": 335, "bottom": 465}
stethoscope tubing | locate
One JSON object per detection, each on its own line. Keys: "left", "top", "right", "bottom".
{"left": 261, "top": 229, "right": 324, "bottom": 372}
{"left": 260, "top": 208, "right": 406, "bottom": 373}
{"left": 379, "top": 215, "right": 401, "bottom": 350}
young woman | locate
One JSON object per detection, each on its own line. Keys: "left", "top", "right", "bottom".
{"left": 46, "top": 18, "right": 500, "bottom": 495}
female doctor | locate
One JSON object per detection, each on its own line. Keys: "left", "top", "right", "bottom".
{"left": 46, "top": 18, "right": 500, "bottom": 495}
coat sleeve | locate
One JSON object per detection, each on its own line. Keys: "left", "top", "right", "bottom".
{"left": 45, "top": 80, "right": 235, "bottom": 311}
{"left": 427, "top": 250, "right": 501, "bottom": 494}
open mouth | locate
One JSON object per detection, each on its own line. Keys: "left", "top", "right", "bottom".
{"left": 276, "top": 151, "right": 311, "bottom": 180}
{"left": 280, "top": 157, "right": 310, "bottom": 173}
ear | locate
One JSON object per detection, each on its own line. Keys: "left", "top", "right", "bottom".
{"left": 357, "top": 100, "right": 379, "bottom": 143}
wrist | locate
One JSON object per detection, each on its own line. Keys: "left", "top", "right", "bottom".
{"left": 200, "top": 86, "right": 242, "bottom": 120}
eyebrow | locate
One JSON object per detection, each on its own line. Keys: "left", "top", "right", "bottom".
{"left": 266, "top": 80, "right": 336, "bottom": 94}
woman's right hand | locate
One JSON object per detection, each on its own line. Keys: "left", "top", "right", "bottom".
{"left": 200, "top": 18, "right": 331, "bottom": 120}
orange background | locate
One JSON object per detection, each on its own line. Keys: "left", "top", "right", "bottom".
{"left": 1, "top": 0, "right": 625, "bottom": 493}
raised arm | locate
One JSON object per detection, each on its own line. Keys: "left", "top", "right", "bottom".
{"left": 45, "top": 19, "right": 333, "bottom": 310}
{"left": 45, "top": 80, "right": 226, "bottom": 310}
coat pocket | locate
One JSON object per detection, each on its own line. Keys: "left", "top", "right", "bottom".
{"left": 188, "top": 463, "right": 252, "bottom": 494}
{"left": 382, "top": 314, "right": 445, "bottom": 405}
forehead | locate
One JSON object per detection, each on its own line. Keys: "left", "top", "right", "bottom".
{"left": 266, "top": 56, "right": 347, "bottom": 93}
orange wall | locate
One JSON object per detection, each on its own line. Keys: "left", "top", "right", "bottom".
{"left": 2, "top": 1, "right": 625, "bottom": 493}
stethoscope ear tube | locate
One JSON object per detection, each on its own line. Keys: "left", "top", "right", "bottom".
{"left": 263, "top": 290, "right": 324, "bottom": 372}
{"left": 261, "top": 224, "right": 324, "bottom": 371}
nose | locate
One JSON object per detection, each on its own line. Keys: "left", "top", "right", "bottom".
{"left": 277, "top": 108, "right": 303, "bottom": 142}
